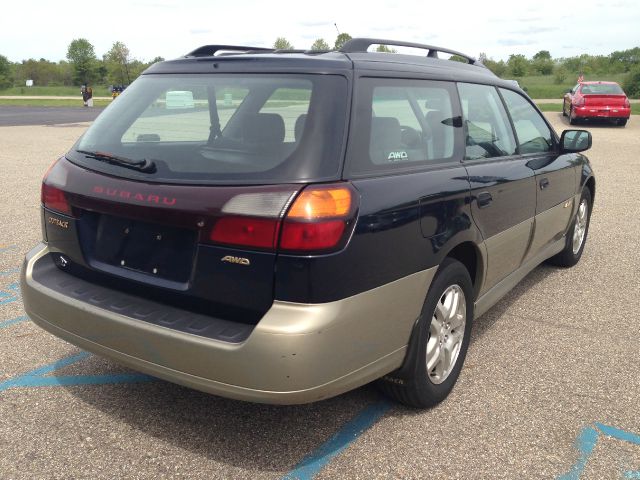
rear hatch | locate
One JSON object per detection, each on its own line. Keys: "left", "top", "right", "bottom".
{"left": 42, "top": 70, "right": 349, "bottom": 324}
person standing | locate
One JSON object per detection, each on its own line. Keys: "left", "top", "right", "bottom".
{"left": 86, "top": 86, "right": 94, "bottom": 107}
{"left": 81, "top": 85, "right": 88, "bottom": 107}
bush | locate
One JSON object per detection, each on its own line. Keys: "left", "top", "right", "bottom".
{"left": 554, "top": 67, "right": 567, "bottom": 85}
{"left": 623, "top": 66, "right": 640, "bottom": 98}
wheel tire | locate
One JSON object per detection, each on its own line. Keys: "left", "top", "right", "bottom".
{"left": 569, "top": 106, "right": 577, "bottom": 125}
{"left": 548, "top": 188, "right": 592, "bottom": 268}
{"left": 378, "top": 258, "right": 473, "bottom": 408}
{"left": 618, "top": 118, "right": 627, "bottom": 127}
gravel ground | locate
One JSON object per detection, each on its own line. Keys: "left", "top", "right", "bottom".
{"left": 0, "top": 113, "right": 638, "bottom": 479}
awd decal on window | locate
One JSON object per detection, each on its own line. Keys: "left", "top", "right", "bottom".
{"left": 387, "top": 151, "right": 408, "bottom": 161}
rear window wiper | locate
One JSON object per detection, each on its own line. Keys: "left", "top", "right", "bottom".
{"left": 76, "top": 150, "right": 157, "bottom": 173}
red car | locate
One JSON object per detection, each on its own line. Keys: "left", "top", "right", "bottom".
{"left": 563, "top": 81, "right": 631, "bottom": 126}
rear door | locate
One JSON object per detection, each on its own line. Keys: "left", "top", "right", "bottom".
{"left": 458, "top": 83, "right": 537, "bottom": 294}
{"left": 499, "top": 88, "right": 577, "bottom": 258}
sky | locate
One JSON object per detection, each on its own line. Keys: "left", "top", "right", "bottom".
{"left": 1, "top": 0, "right": 639, "bottom": 63}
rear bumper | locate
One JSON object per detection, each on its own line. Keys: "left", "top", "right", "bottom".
{"left": 573, "top": 106, "right": 630, "bottom": 119}
{"left": 21, "top": 243, "right": 435, "bottom": 404}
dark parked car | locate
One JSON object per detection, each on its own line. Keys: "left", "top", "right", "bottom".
{"left": 563, "top": 81, "right": 631, "bottom": 126}
{"left": 22, "top": 38, "right": 595, "bottom": 408}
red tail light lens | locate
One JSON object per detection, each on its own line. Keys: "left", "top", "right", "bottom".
{"left": 210, "top": 216, "right": 279, "bottom": 249}
{"left": 279, "top": 184, "right": 357, "bottom": 253}
{"left": 576, "top": 97, "right": 585, "bottom": 107}
{"left": 280, "top": 220, "right": 346, "bottom": 251}
{"left": 42, "top": 183, "right": 72, "bottom": 215}
{"left": 624, "top": 98, "right": 630, "bottom": 108}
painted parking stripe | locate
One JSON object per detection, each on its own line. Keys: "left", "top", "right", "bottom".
{"left": 0, "top": 315, "right": 28, "bottom": 329}
{"left": 282, "top": 400, "right": 392, "bottom": 480}
{"left": 558, "top": 423, "right": 640, "bottom": 479}
{"left": 0, "top": 282, "right": 20, "bottom": 306}
{"left": 0, "top": 351, "right": 156, "bottom": 393}
{"left": 0, "top": 267, "right": 20, "bottom": 276}
{"left": 0, "top": 245, "right": 17, "bottom": 254}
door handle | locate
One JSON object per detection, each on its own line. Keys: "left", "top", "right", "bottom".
{"left": 477, "top": 191, "right": 493, "bottom": 208}
{"left": 540, "top": 178, "right": 550, "bottom": 190}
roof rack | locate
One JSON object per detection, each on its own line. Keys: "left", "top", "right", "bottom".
{"left": 186, "top": 45, "right": 274, "bottom": 57}
{"left": 340, "top": 38, "right": 477, "bottom": 65}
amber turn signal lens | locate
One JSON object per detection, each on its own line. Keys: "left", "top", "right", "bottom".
{"left": 287, "top": 187, "right": 352, "bottom": 219}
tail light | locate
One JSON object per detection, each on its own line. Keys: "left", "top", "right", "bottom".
{"left": 42, "top": 159, "right": 72, "bottom": 215}
{"left": 575, "top": 97, "right": 585, "bottom": 107}
{"left": 209, "top": 183, "right": 358, "bottom": 253}
{"left": 624, "top": 98, "right": 630, "bottom": 108}
{"left": 280, "top": 185, "right": 356, "bottom": 252}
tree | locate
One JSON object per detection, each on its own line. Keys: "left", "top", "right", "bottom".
{"left": 376, "top": 45, "right": 397, "bottom": 53}
{"left": 334, "top": 33, "right": 352, "bottom": 50}
{"left": 507, "top": 54, "right": 529, "bottom": 77}
{"left": 483, "top": 58, "right": 507, "bottom": 77}
{"left": 105, "top": 41, "right": 132, "bottom": 85}
{"left": 273, "top": 37, "right": 294, "bottom": 50}
{"left": 149, "top": 56, "right": 165, "bottom": 64}
{"left": 449, "top": 54, "right": 468, "bottom": 63}
{"left": 623, "top": 65, "right": 640, "bottom": 98}
{"left": 532, "top": 50, "right": 551, "bottom": 61}
{"left": 66, "top": 38, "right": 97, "bottom": 85}
{"left": 0, "top": 54, "right": 13, "bottom": 89}
{"left": 310, "top": 38, "right": 330, "bottom": 51}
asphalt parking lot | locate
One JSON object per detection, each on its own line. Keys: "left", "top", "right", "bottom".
{"left": 1, "top": 110, "right": 638, "bottom": 479}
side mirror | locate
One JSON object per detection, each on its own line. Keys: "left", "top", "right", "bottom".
{"left": 560, "top": 129, "right": 592, "bottom": 153}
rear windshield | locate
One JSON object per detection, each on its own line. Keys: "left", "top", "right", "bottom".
{"left": 69, "top": 74, "right": 348, "bottom": 184}
{"left": 580, "top": 83, "right": 624, "bottom": 95}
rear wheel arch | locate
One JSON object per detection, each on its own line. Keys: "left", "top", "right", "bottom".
{"left": 442, "top": 242, "right": 483, "bottom": 300}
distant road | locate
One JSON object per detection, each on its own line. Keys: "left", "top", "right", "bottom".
{"left": 0, "top": 96, "right": 112, "bottom": 100}
{"left": 0, "top": 106, "right": 104, "bottom": 126}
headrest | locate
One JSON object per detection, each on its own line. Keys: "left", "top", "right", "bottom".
{"left": 371, "top": 117, "right": 402, "bottom": 146}
{"left": 242, "top": 113, "right": 285, "bottom": 144}
{"left": 294, "top": 114, "right": 307, "bottom": 142}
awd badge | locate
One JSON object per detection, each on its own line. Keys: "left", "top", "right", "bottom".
{"left": 221, "top": 255, "right": 250, "bottom": 266}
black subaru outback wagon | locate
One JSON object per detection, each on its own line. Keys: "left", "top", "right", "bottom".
{"left": 21, "top": 38, "right": 594, "bottom": 408}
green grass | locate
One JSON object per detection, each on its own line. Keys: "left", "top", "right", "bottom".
{"left": 0, "top": 98, "right": 111, "bottom": 107}
{"left": 515, "top": 74, "right": 628, "bottom": 99}
{"left": 536, "top": 102, "right": 639, "bottom": 115}
{"left": 0, "top": 85, "right": 112, "bottom": 97}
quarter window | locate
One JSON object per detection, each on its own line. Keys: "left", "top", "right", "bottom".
{"left": 500, "top": 89, "right": 553, "bottom": 154}
{"left": 346, "top": 79, "right": 458, "bottom": 175}
{"left": 458, "top": 83, "right": 516, "bottom": 160}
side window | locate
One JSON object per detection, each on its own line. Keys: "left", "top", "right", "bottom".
{"left": 500, "top": 89, "right": 553, "bottom": 154}
{"left": 458, "top": 83, "right": 516, "bottom": 160}
{"left": 347, "top": 79, "right": 457, "bottom": 175}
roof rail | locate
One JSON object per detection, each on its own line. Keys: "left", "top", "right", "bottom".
{"left": 186, "top": 45, "right": 274, "bottom": 57}
{"left": 339, "top": 38, "right": 477, "bottom": 65}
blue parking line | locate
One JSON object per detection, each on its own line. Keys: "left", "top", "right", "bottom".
{"left": 0, "top": 315, "right": 28, "bottom": 329}
{"left": 558, "top": 423, "right": 640, "bottom": 479}
{"left": 0, "top": 245, "right": 17, "bottom": 254}
{"left": 282, "top": 400, "right": 392, "bottom": 480}
{"left": 13, "top": 373, "right": 155, "bottom": 387}
{"left": 557, "top": 426, "right": 599, "bottom": 480}
{"left": 0, "top": 351, "right": 156, "bottom": 393}
{"left": 595, "top": 423, "right": 640, "bottom": 445}
{"left": 0, "top": 267, "right": 19, "bottom": 276}
{"left": 0, "top": 282, "right": 20, "bottom": 306}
